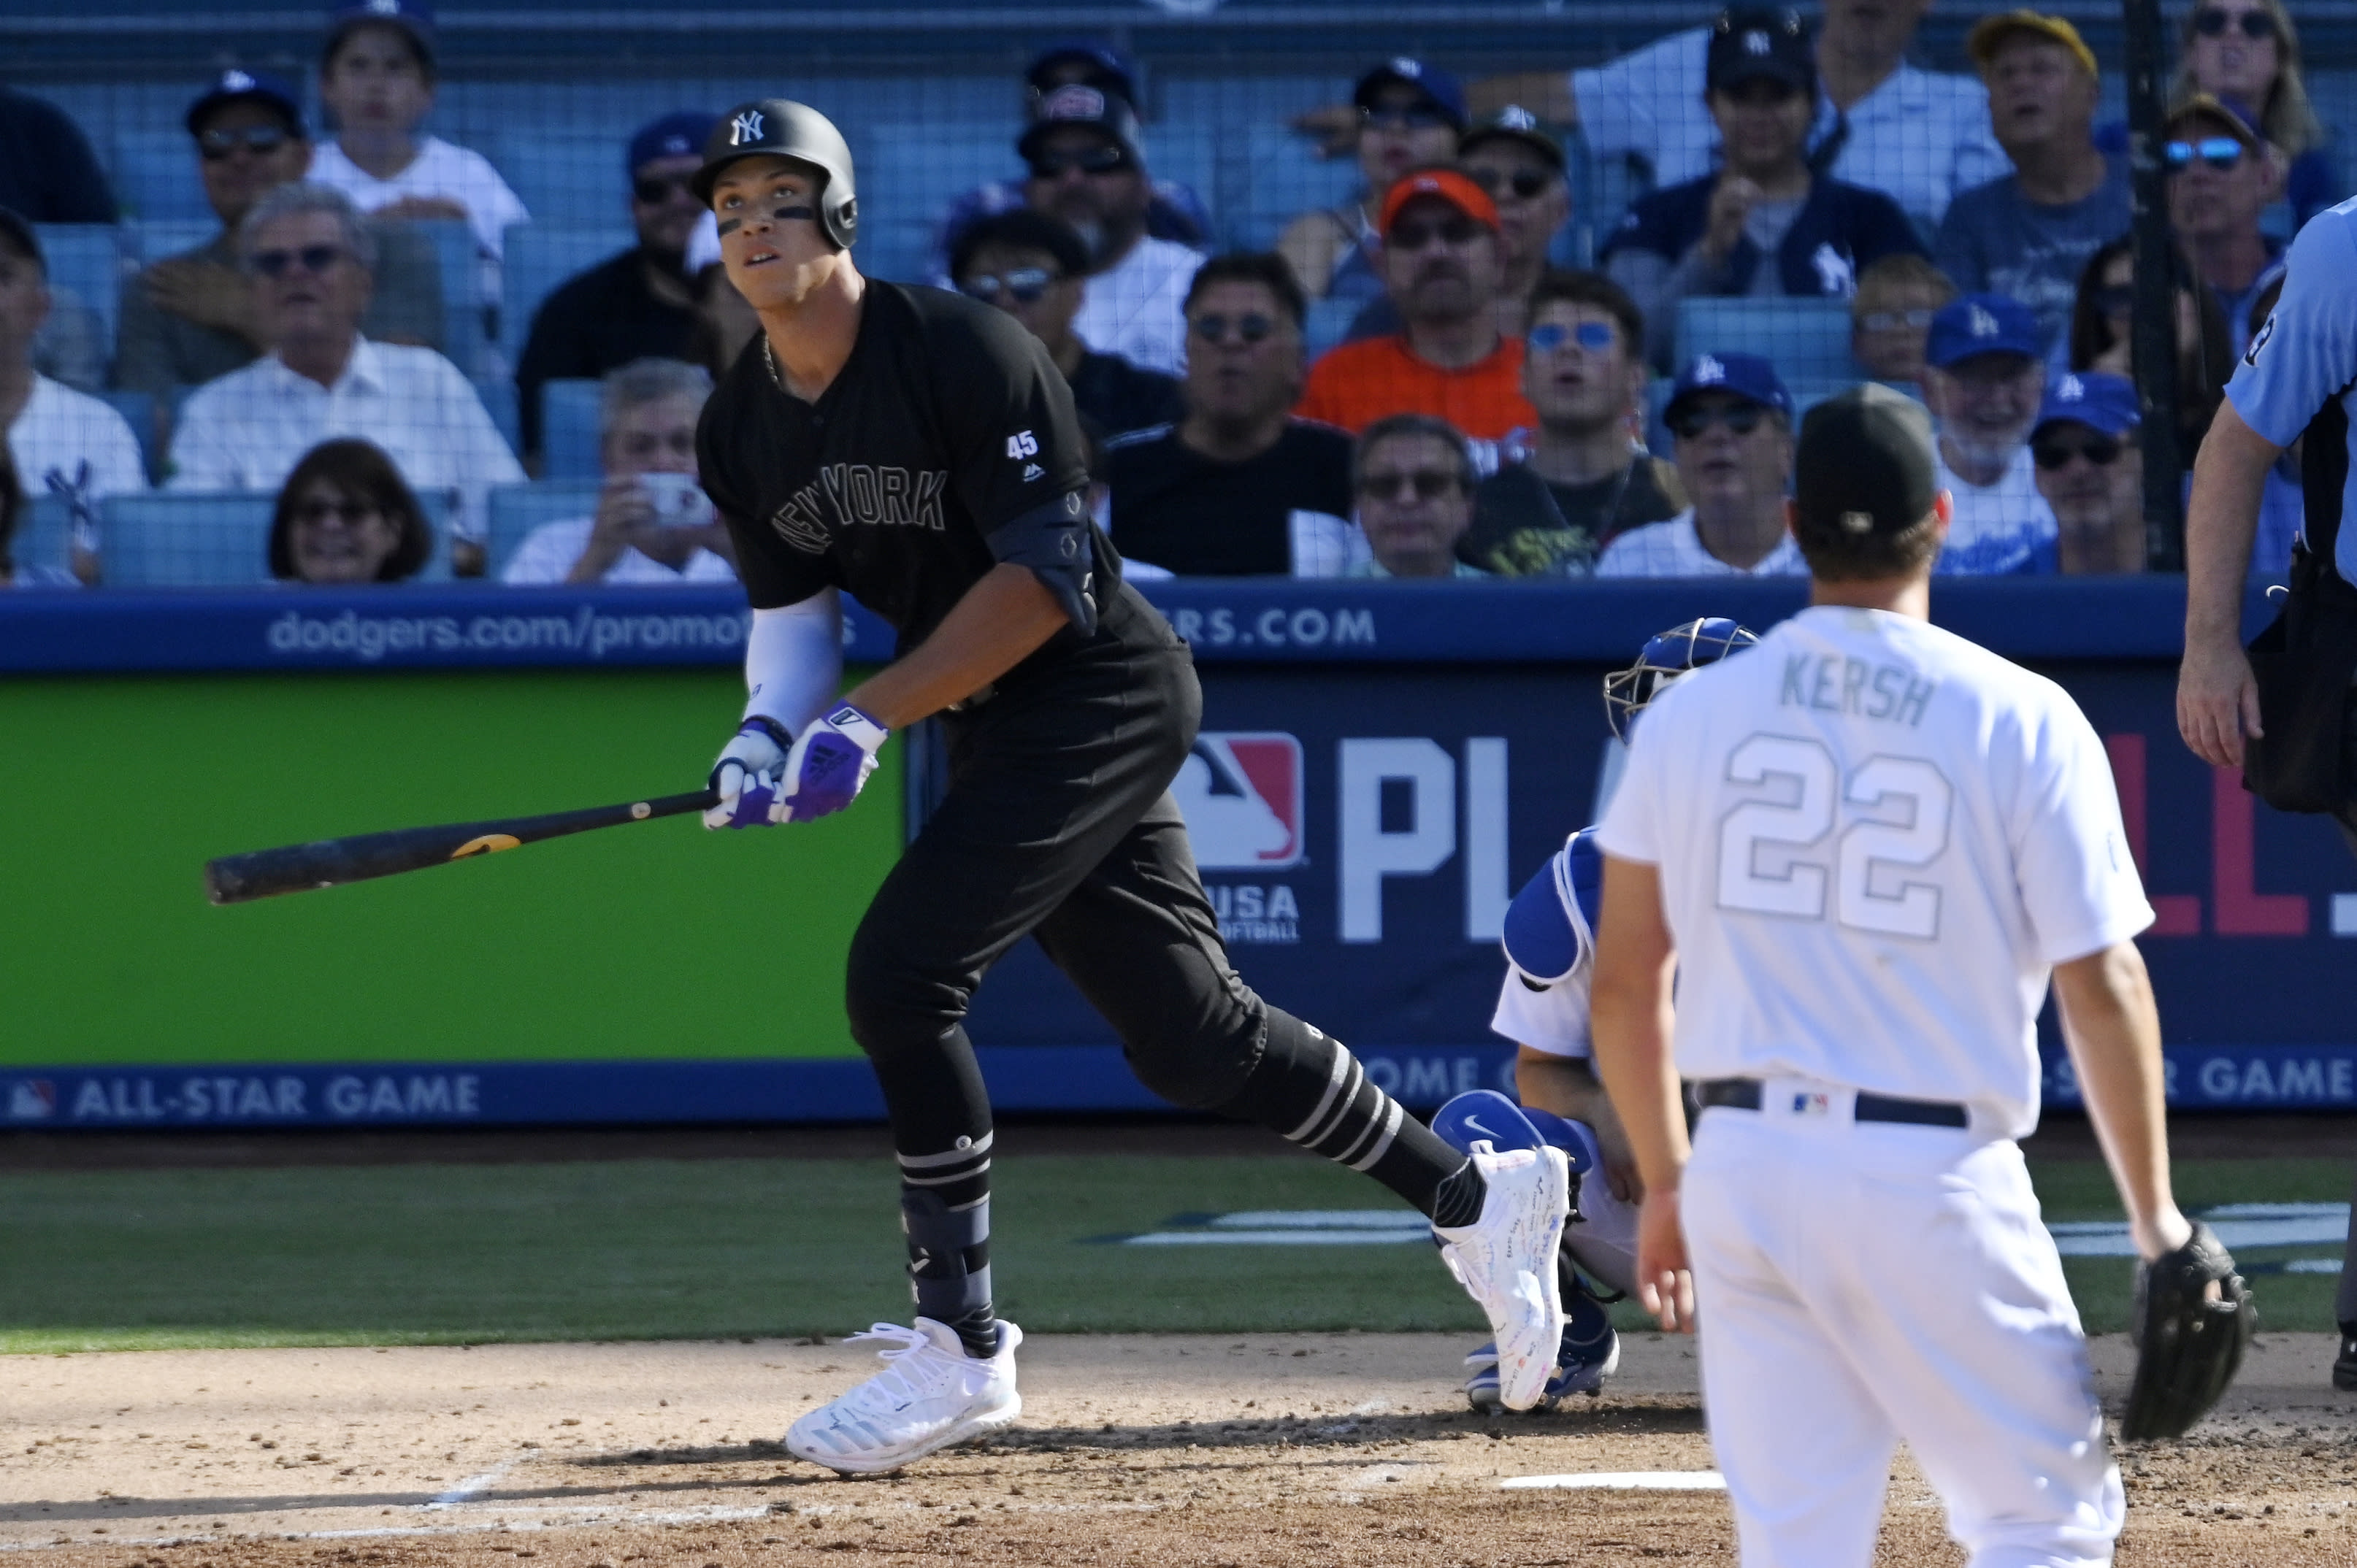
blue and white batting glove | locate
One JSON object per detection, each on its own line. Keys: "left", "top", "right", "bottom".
{"left": 779, "top": 703, "right": 889, "bottom": 822}
{"left": 704, "top": 715, "right": 792, "bottom": 829}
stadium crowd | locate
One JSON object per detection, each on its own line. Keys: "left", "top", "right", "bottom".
{"left": 0, "top": 0, "right": 2329, "bottom": 590}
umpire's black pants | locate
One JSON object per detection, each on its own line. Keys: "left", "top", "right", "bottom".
{"left": 842, "top": 616, "right": 1265, "bottom": 1155}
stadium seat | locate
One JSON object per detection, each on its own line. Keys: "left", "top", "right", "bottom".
{"left": 497, "top": 223, "right": 633, "bottom": 372}
{"left": 1304, "top": 294, "right": 1361, "bottom": 358}
{"left": 486, "top": 478, "right": 604, "bottom": 580}
{"left": 1232, "top": 122, "right": 1358, "bottom": 253}
{"left": 107, "top": 129, "right": 217, "bottom": 223}
{"left": 34, "top": 225, "right": 123, "bottom": 364}
{"left": 541, "top": 378, "right": 603, "bottom": 480}
{"left": 100, "top": 491, "right": 457, "bottom": 586}
{"left": 405, "top": 218, "right": 485, "bottom": 375}
{"left": 1673, "top": 298, "right": 1860, "bottom": 385}
{"left": 487, "top": 131, "right": 622, "bottom": 231}
{"left": 14, "top": 494, "right": 75, "bottom": 578}
{"left": 862, "top": 119, "right": 1016, "bottom": 283}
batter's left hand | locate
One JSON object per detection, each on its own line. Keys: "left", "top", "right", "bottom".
{"left": 1634, "top": 1185, "right": 1695, "bottom": 1334}
{"left": 779, "top": 703, "right": 889, "bottom": 821}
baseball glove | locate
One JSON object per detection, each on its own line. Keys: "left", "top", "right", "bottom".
{"left": 2119, "top": 1220, "right": 2256, "bottom": 1442}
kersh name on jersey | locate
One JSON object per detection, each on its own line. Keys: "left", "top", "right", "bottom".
{"left": 1777, "top": 652, "right": 1939, "bottom": 728}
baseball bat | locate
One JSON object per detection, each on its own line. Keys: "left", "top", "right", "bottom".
{"left": 204, "top": 788, "right": 718, "bottom": 905}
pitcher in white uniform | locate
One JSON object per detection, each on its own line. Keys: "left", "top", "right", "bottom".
{"left": 1589, "top": 383, "right": 2204, "bottom": 1568}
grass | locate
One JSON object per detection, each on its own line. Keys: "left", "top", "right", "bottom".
{"left": 0, "top": 1153, "right": 2343, "bottom": 1353}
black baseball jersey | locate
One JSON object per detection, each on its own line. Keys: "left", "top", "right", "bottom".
{"left": 698, "top": 280, "right": 1142, "bottom": 656}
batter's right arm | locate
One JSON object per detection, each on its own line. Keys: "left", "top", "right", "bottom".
{"left": 2179, "top": 400, "right": 2278, "bottom": 769}
{"left": 2051, "top": 941, "right": 2193, "bottom": 1262}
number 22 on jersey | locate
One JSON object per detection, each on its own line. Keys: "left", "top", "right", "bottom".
{"left": 1716, "top": 735, "right": 1955, "bottom": 939}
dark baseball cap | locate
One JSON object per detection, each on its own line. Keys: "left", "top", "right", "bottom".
{"left": 629, "top": 111, "right": 716, "bottom": 175}
{"left": 1666, "top": 350, "right": 1793, "bottom": 423}
{"left": 1460, "top": 105, "right": 1566, "bottom": 172}
{"left": 1707, "top": 6, "right": 1815, "bottom": 96}
{"left": 1795, "top": 384, "right": 1940, "bottom": 538}
{"left": 1026, "top": 42, "right": 1138, "bottom": 103}
{"left": 1018, "top": 83, "right": 1143, "bottom": 164}
{"left": 1925, "top": 292, "right": 2042, "bottom": 367}
{"left": 2034, "top": 370, "right": 2141, "bottom": 439}
{"left": 326, "top": 0, "right": 435, "bottom": 63}
{"left": 185, "top": 69, "right": 306, "bottom": 137}
{"left": 1354, "top": 58, "right": 1469, "bottom": 129}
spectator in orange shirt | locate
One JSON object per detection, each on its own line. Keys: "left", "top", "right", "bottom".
{"left": 1296, "top": 169, "right": 1537, "bottom": 444}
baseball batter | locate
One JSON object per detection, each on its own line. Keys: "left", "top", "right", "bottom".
{"left": 1430, "top": 618, "right": 1758, "bottom": 1413}
{"left": 1589, "top": 384, "right": 2204, "bottom": 1566}
{"left": 685, "top": 100, "right": 1570, "bottom": 1475}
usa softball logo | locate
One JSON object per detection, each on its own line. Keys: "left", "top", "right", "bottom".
{"left": 1174, "top": 733, "right": 1304, "bottom": 870}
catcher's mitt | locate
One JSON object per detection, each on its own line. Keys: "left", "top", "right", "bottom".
{"left": 2120, "top": 1220, "right": 2256, "bottom": 1442}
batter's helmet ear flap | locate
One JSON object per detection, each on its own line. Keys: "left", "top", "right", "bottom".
{"left": 694, "top": 98, "right": 859, "bottom": 250}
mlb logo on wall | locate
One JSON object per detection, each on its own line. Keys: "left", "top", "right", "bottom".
{"left": 5, "top": 1079, "right": 57, "bottom": 1121}
{"left": 1175, "top": 733, "right": 1305, "bottom": 870}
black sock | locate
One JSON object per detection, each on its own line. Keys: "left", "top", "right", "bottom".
{"left": 899, "top": 1137, "right": 1000, "bottom": 1358}
{"left": 1429, "top": 1158, "right": 1487, "bottom": 1229}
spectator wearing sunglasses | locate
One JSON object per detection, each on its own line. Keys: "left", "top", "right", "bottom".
{"left": 1349, "top": 415, "right": 1487, "bottom": 579}
{"left": 1297, "top": 170, "right": 1536, "bottom": 445}
{"left": 1850, "top": 253, "right": 1958, "bottom": 388}
{"left": 114, "top": 69, "right": 445, "bottom": 403}
{"left": 2163, "top": 96, "right": 2285, "bottom": 358}
{"left": 1107, "top": 253, "right": 1357, "bottom": 577}
{"left": 267, "top": 437, "right": 432, "bottom": 584}
{"left": 2030, "top": 372, "right": 2142, "bottom": 574}
{"left": 1597, "top": 352, "right": 1804, "bottom": 577}
{"left": 951, "top": 210, "right": 1182, "bottom": 442}
{"left": 1463, "top": 270, "right": 1682, "bottom": 577}
{"left": 1017, "top": 85, "right": 1202, "bottom": 377}
{"left": 1601, "top": 9, "right": 1927, "bottom": 374}
{"left": 1934, "top": 14, "right": 2129, "bottom": 368}
{"left": 1917, "top": 293, "right": 2057, "bottom": 574}
{"left": 168, "top": 182, "right": 521, "bottom": 555}
{"left": 2066, "top": 235, "right": 2233, "bottom": 465}
{"left": 1279, "top": 59, "right": 1468, "bottom": 305}
{"left": 512, "top": 112, "right": 716, "bottom": 469}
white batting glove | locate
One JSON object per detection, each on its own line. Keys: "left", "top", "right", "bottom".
{"left": 705, "top": 716, "right": 792, "bottom": 829}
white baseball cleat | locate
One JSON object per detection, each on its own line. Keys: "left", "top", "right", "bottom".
{"left": 1433, "top": 1142, "right": 1570, "bottom": 1412}
{"left": 784, "top": 1318, "right": 1023, "bottom": 1475}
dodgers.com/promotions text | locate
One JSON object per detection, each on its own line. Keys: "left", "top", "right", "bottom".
{"left": 265, "top": 605, "right": 753, "bottom": 664}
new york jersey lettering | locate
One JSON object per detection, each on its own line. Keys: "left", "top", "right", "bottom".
{"left": 772, "top": 464, "right": 948, "bottom": 554}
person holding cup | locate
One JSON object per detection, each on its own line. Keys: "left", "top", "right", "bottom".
{"left": 501, "top": 356, "right": 737, "bottom": 585}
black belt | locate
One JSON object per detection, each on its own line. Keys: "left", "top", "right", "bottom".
{"left": 1697, "top": 1077, "right": 1969, "bottom": 1129}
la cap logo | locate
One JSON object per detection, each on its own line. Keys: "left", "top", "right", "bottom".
{"left": 1042, "top": 84, "right": 1105, "bottom": 120}
{"left": 1744, "top": 29, "right": 1770, "bottom": 53}
{"left": 1695, "top": 354, "right": 1725, "bottom": 383}
{"left": 223, "top": 69, "right": 254, "bottom": 91}
{"left": 1391, "top": 57, "right": 1422, "bottom": 77}
{"left": 2059, "top": 373, "right": 2085, "bottom": 400}
{"left": 1969, "top": 304, "right": 1999, "bottom": 337}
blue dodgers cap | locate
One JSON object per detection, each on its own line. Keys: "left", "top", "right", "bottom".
{"left": 629, "top": 111, "right": 717, "bottom": 174}
{"left": 2033, "top": 369, "right": 2141, "bottom": 439}
{"left": 1354, "top": 57, "right": 1470, "bottom": 128}
{"left": 185, "top": 68, "right": 306, "bottom": 137}
{"left": 1665, "top": 350, "right": 1793, "bottom": 422}
{"left": 1925, "top": 292, "right": 2042, "bottom": 367}
{"left": 1026, "top": 42, "right": 1138, "bottom": 103}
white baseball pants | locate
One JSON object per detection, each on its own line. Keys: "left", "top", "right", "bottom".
{"left": 1682, "top": 1084, "right": 2123, "bottom": 1568}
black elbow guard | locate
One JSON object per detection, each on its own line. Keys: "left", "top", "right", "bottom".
{"left": 986, "top": 491, "right": 1097, "bottom": 635}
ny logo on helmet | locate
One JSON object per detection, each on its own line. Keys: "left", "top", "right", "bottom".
{"left": 730, "top": 109, "right": 765, "bottom": 147}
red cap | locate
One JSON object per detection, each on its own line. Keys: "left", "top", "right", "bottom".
{"left": 1378, "top": 168, "right": 1499, "bottom": 234}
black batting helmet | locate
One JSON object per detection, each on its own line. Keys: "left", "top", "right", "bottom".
{"left": 692, "top": 99, "right": 858, "bottom": 249}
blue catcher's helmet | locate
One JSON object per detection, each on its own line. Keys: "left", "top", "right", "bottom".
{"left": 1602, "top": 616, "right": 1759, "bottom": 741}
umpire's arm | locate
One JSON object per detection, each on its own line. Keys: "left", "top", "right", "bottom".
{"left": 2180, "top": 399, "right": 2280, "bottom": 769}
{"left": 2051, "top": 942, "right": 2194, "bottom": 1263}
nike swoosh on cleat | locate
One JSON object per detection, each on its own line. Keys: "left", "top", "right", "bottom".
{"left": 1464, "top": 1117, "right": 1495, "bottom": 1137}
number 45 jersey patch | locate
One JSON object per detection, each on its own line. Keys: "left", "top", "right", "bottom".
{"left": 1593, "top": 605, "right": 2155, "bottom": 1136}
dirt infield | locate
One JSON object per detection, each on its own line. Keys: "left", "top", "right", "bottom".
{"left": 7, "top": 1331, "right": 2351, "bottom": 1567}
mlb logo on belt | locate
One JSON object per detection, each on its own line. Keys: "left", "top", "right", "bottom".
{"left": 1791, "top": 1091, "right": 1831, "bottom": 1117}
{"left": 1175, "top": 733, "right": 1305, "bottom": 870}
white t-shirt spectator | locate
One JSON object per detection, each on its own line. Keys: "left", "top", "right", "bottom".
{"left": 1074, "top": 235, "right": 1202, "bottom": 377}
{"left": 1572, "top": 29, "right": 2006, "bottom": 231}
{"left": 308, "top": 135, "right": 528, "bottom": 302}
{"left": 1933, "top": 445, "right": 2057, "bottom": 574}
{"left": 499, "top": 515, "right": 737, "bottom": 586}
{"left": 9, "top": 374, "right": 146, "bottom": 501}
{"left": 166, "top": 336, "right": 523, "bottom": 532}
{"left": 1595, "top": 509, "right": 1808, "bottom": 576}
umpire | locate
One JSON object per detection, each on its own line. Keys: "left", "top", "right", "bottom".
{"left": 684, "top": 101, "right": 1569, "bottom": 1474}
{"left": 2177, "top": 202, "right": 2357, "bottom": 1396}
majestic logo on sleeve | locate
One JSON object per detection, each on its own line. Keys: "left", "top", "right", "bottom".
{"left": 769, "top": 464, "right": 949, "bottom": 554}
{"left": 2245, "top": 312, "right": 2275, "bottom": 366}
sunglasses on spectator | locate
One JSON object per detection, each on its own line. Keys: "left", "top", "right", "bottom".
{"left": 1358, "top": 468, "right": 1460, "bottom": 501}
{"left": 198, "top": 124, "right": 292, "bottom": 160}
{"left": 1389, "top": 215, "right": 1484, "bottom": 251}
{"left": 248, "top": 245, "right": 351, "bottom": 278}
{"left": 2165, "top": 137, "right": 2246, "bottom": 171}
{"left": 2193, "top": 7, "right": 2277, "bottom": 39}
{"left": 1361, "top": 104, "right": 1453, "bottom": 132}
{"left": 1668, "top": 402, "right": 1767, "bottom": 439}
{"left": 959, "top": 267, "right": 1059, "bottom": 305}
{"left": 1858, "top": 308, "right": 1938, "bottom": 332}
{"left": 295, "top": 499, "right": 384, "bottom": 526}
{"left": 1028, "top": 145, "right": 1132, "bottom": 180}
{"left": 1468, "top": 167, "right": 1553, "bottom": 201}
{"left": 1527, "top": 321, "right": 1616, "bottom": 354}
{"left": 1191, "top": 312, "right": 1278, "bottom": 345}
{"left": 2032, "top": 432, "right": 2126, "bottom": 469}
{"left": 632, "top": 173, "right": 697, "bottom": 204}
